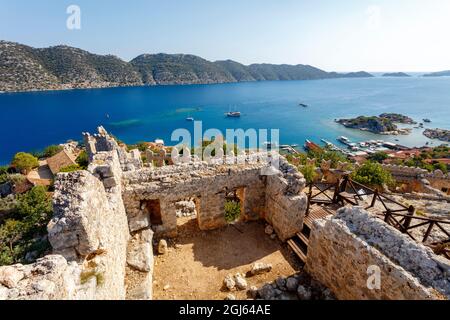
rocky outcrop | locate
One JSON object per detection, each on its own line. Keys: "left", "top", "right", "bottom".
{"left": 423, "top": 129, "right": 450, "bottom": 142}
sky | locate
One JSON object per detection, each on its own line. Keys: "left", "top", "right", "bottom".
{"left": 0, "top": 0, "right": 449, "bottom": 72}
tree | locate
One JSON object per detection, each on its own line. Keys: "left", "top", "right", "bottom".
{"left": 368, "top": 151, "right": 388, "bottom": 163}
{"left": 352, "top": 161, "right": 394, "bottom": 188}
{"left": 11, "top": 152, "right": 39, "bottom": 174}
{"left": 76, "top": 151, "right": 89, "bottom": 169}
{"left": 0, "top": 219, "right": 24, "bottom": 265}
{"left": 43, "top": 145, "right": 63, "bottom": 158}
{"left": 16, "top": 186, "right": 52, "bottom": 228}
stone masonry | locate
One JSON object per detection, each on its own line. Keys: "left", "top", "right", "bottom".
{"left": 306, "top": 207, "right": 450, "bottom": 300}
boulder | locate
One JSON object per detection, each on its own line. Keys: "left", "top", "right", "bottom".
{"left": 248, "top": 286, "right": 258, "bottom": 299}
{"left": 286, "top": 277, "right": 299, "bottom": 292}
{"left": 297, "top": 285, "right": 312, "bottom": 300}
{"left": 127, "top": 233, "right": 154, "bottom": 272}
{"left": 0, "top": 266, "right": 25, "bottom": 289}
{"left": 275, "top": 276, "right": 287, "bottom": 290}
{"left": 158, "top": 239, "right": 168, "bottom": 255}
{"left": 250, "top": 262, "right": 273, "bottom": 275}
{"left": 225, "top": 293, "right": 236, "bottom": 300}
{"left": 234, "top": 273, "right": 248, "bottom": 290}
{"left": 258, "top": 284, "right": 276, "bottom": 300}
{"left": 223, "top": 274, "right": 236, "bottom": 291}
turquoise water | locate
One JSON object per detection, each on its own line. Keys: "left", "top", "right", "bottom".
{"left": 0, "top": 77, "right": 449, "bottom": 164}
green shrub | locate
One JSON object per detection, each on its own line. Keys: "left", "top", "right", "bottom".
{"left": 11, "top": 152, "right": 39, "bottom": 174}
{"left": 59, "top": 164, "right": 82, "bottom": 173}
{"left": 300, "top": 164, "right": 317, "bottom": 184}
{"left": 224, "top": 200, "right": 241, "bottom": 223}
{"left": 0, "top": 186, "right": 53, "bottom": 266}
{"left": 368, "top": 151, "right": 389, "bottom": 163}
{"left": 76, "top": 151, "right": 89, "bottom": 169}
{"left": 43, "top": 145, "right": 63, "bottom": 158}
{"left": 352, "top": 161, "right": 394, "bottom": 188}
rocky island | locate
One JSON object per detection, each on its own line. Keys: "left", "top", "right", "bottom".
{"left": 0, "top": 40, "right": 375, "bottom": 93}
{"left": 382, "top": 72, "right": 411, "bottom": 77}
{"left": 423, "top": 70, "right": 450, "bottom": 77}
{"left": 337, "top": 113, "right": 415, "bottom": 135}
{"left": 423, "top": 128, "right": 450, "bottom": 142}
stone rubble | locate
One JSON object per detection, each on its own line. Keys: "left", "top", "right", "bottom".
{"left": 250, "top": 262, "right": 273, "bottom": 276}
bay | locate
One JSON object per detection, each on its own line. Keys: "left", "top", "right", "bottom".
{"left": 0, "top": 76, "right": 449, "bottom": 165}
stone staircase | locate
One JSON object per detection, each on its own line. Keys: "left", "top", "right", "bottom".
{"left": 287, "top": 205, "right": 334, "bottom": 262}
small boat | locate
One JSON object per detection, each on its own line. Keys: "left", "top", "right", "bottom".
{"left": 225, "top": 111, "right": 241, "bottom": 118}
{"left": 423, "top": 119, "right": 431, "bottom": 123}
{"left": 299, "top": 103, "right": 308, "bottom": 108}
{"left": 337, "top": 136, "right": 350, "bottom": 144}
{"left": 186, "top": 116, "right": 194, "bottom": 121}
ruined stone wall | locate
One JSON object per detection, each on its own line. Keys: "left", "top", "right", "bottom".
{"left": 382, "top": 164, "right": 450, "bottom": 195}
{"left": 306, "top": 207, "right": 450, "bottom": 300}
{"left": 265, "top": 158, "right": 307, "bottom": 241}
{"left": 122, "top": 154, "right": 307, "bottom": 241}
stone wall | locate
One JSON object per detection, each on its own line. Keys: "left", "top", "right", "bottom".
{"left": 122, "top": 154, "right": 307, "bottom": 241}
{"left": 382, "top": 164, "right": 450, "bottom": 195}
{"left": 306, "top": 207, "right": 450, "bottom": 300}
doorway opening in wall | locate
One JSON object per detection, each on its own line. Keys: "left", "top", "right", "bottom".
{"left": 224, "top": 188, "right": 245, "bottom": 224}
{"left": 175, "top": 197, "right": 199, "bottom": 225}
{"left": 145, "top": 199, "right": 162, "bottom": 225}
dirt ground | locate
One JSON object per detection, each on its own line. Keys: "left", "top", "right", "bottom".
{"left": 153, "top": 218, "right": 302, "bottom": 300}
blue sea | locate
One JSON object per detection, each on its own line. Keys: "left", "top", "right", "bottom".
{"left": 1, "top": 76, "right": 449, "bottom": 165}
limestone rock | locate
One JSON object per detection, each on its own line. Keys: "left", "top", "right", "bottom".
{"left": 250, "top": 262, "right": 273, "bottom": 275}
{"left": 248, "top": 286, "right": 258, "bottom": 299}
{"left": 158, "top": 239, "right": 168, "bottom": 255}
{"left": 223, "top": 274, "right": 236, "bottom": 291}
{"left": 128, "top": 213, "right": 150, "bottom": 233}
{"left": 225, "top": 293, "right": 236, "bottom": 300}
{"left": 234, "top": 273, "right": 248, "bottom": 290}
{"left": 286, "top": 277, "right": 299, "bottom": 292}
{"left": 297, "top": 285, "right": 312, "bottom": 300}
{"left": 127, "top": 232, "right": 154, "bottom": 272}
{"left": 0, "top": 266, "right": 24, "bottom": 289}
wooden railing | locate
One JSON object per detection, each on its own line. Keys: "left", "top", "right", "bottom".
{"left": 305, "top": 175, "right": 450, "bottom": 259}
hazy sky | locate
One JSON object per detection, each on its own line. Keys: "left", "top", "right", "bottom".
{"left": 1, "top": 0, "right": 449, "bottom": 72}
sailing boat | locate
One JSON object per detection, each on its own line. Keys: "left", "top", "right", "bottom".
{"left": 225, "top": 106, "right": 241, "bottom": 118}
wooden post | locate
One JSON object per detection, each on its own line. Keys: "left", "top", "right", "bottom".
{"left": 422, "top": 222, "right": 435, "bottom": 243}
{"left": 332, "top": 181, "right": 340, "bottom": 204}
{"left": 305, "top": 183, "right": 313, "bottom": 216}
{"left": 340, "top": 175, "right": 349, "bottom": 193}
{"left": 370, "top": 189, "right": 378, "bottom": 208}
{"left": 403, "top": 205, "right": 415, "bottom": 230}
{"left": 384, "top": 209, "right": 391, "bottom": 223}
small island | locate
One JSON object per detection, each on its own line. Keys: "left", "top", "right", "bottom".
{"left": 337, "top": 113, "right": 415, "bottom": 135}
{"left": 423, "top": 128, "right": 450, "bottom": 142}
{"left": 423, "top": 70, "right": 450, "bottom": 77}
{"left": 382, "top": 72, "right": 411, "bottom": 77}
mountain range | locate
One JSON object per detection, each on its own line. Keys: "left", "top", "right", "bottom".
{"left": 0, "top": 40, "right": 376, "bottom": 92}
